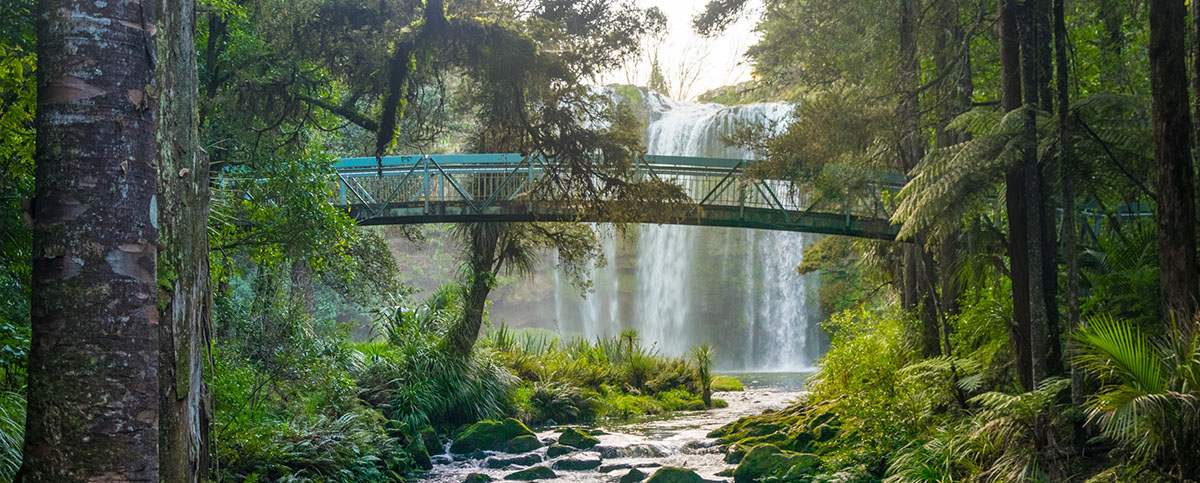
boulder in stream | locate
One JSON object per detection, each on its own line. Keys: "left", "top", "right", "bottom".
{"left": 644, "top": 466, "right": 704, "bottom": 483}
{"left": 551, "top": 455, "right": 602, "bottom": 471}
{"left": 596, "top": 444, "right": 667, "bottom": 458}
{"left": 505, "top": 435, "right": 544, "bottom": 454}
{"left": 557, "top": 427, "right": 600, "bottom": 449}
{"left": 464, "top": 473, "right": 495, "bottom": 483}
{"left": 485, "top": 453, "right": 543, "bottom": 469}
{"left": 619, "top": 468, "right": 648, "bottom": 483}
{"left": 732, "top": 444, "right": 819, "bottom": 483}
{"left": 451, "top": 419, "right": 538, "bottom": 454}
{"left": 546, "top": 444, "right": 575, "bottom": 458}
{"left": 505, "top": 465, "right": 558, "bottom": 480}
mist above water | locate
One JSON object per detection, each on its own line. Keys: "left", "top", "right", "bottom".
{"left": 552, "top": 89, "right": 824, "bottom": 371}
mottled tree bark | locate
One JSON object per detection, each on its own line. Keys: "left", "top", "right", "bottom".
{"left": 1018, "top": 0, "right": 1050, "bottom": 385}
{"left": 24, "top": 0, "right": 161, "bottom": 480}
{"left": 1149, "top": 0, "right": 1198, "bottom": 328}
{"left": 1000, "top": 0, "right": 1034, "bottom": 390}
{"left": 156, "top": 0, "right": 210, "bottom": 480}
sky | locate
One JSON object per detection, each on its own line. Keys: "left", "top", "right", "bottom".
{"left": 597, "top": 0, "right": 763, "bottom": 101}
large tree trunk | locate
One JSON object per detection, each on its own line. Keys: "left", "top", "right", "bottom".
{"left": 24, "top": 0, "right": 161, "bottom": 479}
{"left": 1000, "top": 0, "right": 1034, "bottom": 390}
{"left": 1018, "top": 0, "right": 1051, "bottom": 386}
{"left": 898, "top": 0, "right": 940, "bottom": 357}
{"left": 156, "top": 0, "right": 210, "bottom": 479}
{"left": 1149, "top": 0, "right": 1198, "bottom": 328}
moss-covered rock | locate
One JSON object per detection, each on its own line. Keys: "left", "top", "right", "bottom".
{"left": 710, "top": 402, "right": 840, "bottom": 455}
{"left": 421, "top": 426, "right": 442, "bottom": 455}
{"left": 451, "top": 419, "right": 538, "bottom": 454}
{"left": 505, "top": 435, "right": 543, "bottom": 454}
{"left": 724, "top": 443, "right": 749, "bottom": 464}
{"left": 505, "top": 465, "right": 557, "bottom": 480}
{"left": 464, "top": 473, "right": 495, "bottom": 483}
{"left": 644, "top": 466, "right": 704, "bottom": 483}
{"left": 557, "top": 427, "right": 600, "bottom": 449}
{"left": 732, "top": 444, "right": 819, "bottom": 483}
{"left": 546, "top": 444, "right": 575, "bottom": 458}
{"left": 406, "top": 431, "right": 434, "bottom": 470}
{"left": 715, "top": 468, "right": 735, "bottom": 477}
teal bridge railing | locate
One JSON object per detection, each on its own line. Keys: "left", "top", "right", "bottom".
{"left": 331, "top": 153, "right": 903, "bottom": 240}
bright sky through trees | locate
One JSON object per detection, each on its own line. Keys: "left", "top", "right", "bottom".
{"left": 599, "top": 0, "right": 761, "bottom": 99}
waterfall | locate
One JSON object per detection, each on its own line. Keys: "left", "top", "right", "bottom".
{"left": 552, "top": 89, "right": 822, "bottom": 371}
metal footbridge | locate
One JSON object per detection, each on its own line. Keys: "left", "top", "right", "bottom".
{"left": 331, "top": 154, "right": 902, "bottom": 240}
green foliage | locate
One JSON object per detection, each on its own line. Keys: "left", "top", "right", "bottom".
{"left": 808, "top": 307, "right": 922, "bottom": 458}
{"left": 1073, "top": 316, "right": 1200, "bottom": 478}
{"left": 1079, "top": 221, "right": 1160, "bottom": 333}
{"left": 711, "top": 376, "right": 744, "bottom": 392}
{"left": 0, "top": 391, "right": 25, "bottom": 481}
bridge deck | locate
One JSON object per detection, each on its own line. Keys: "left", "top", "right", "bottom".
{"left": 332, "top": 154, "right": 902, "bottom": 240}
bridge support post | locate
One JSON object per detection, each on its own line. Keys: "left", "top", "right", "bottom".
{"left": 424, "top": 156, "right": 431, "bottom": 214}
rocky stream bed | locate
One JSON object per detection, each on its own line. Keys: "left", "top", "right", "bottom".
{"left": 417, "top": 374, "right": 811, "bottom": 483}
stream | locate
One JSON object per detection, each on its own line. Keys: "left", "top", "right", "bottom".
{"left": 420, "top": 373, "right": 810, "bottom": 482}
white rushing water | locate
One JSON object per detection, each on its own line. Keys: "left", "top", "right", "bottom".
{"left": 553, "top": 90, "right": 824, "bottom": 371}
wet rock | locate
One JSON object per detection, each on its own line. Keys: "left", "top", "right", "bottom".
{"left": 485, "top": 453, "right": 543, "bottom": 469}
{"left": 471, "top": 450, "right": 490, "bottom": 460}
{"left": 715, "top": 468, "right": 735, "bottom": 477}
{"left": 599, "top": 463, "right": 631, "bottom": 473}
{"left": 587, "top": 429, "right": 608, "bottom": 436}
{"left": 546, "top": 444, "right": 575, "bottom": 458}
{"left": 505, "top": 435, "right": 544, "bottom": 454}
{"left": 645, "top": 466, "right": 703, "bottom": 483}
{"left": 453, "top": 453, "right": 470, "bottom": 462}
{"left": 408, "top": 435, "right": 433, "bottom": 470}
{"left": 619, "top": 468, "right": 648, "bottom": 483}
{"left": 681, "top": 439, "right": 719, "bottom": 454}
{"left": 733, "top": 444, "right": 819, "bottom": 483}
{"left": 558, "top": 427, "right": 600, "bottom": 449}
{"left": 432, "top": 454, "right": 454, "bottom": 465}
{"left": 505, "top": 465, "right": 558, "bottom": 480}
{"left": 551, "top": 455, "right": 602, "bottom": 471}
{"left": 464, "top": 473, "right": 495, "bottom": 483}
{"left": 421, "top": 425, "right": 442, "bottom": 455}
{"left": 452, "top": 419, "right": 538, "bottom": 454}
{"left": 596, "top": 444, "right": 667, "bottom": 459}
{"left": 724, "top": 443, "right": 748, "bottom": 464}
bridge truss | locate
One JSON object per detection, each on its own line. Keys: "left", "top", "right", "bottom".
{"left": 331, "top": 154, "right": 902, "bottom": 240}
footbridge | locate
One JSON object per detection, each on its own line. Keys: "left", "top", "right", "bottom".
{"left": 331, "top": 154, "right": 903, "bottom": 240}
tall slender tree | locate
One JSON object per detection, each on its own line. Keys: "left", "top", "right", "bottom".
{"left": 155, "top": 0, "right": 209, "bottom": 479}
{"left": 23, "top": 0, "right": 161, "bottom": 479}
{"left": 1000, "top": 0, "right": 1034, "bottom": 390}
{"left": 1148, "top": 0, "right": 1198, "bottom": 328}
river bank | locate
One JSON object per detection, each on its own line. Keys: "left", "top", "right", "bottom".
{"left": 418, "top": 372, "right": 810, "bottom": 482}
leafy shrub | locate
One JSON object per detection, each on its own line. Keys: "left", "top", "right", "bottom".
{"left": 1074, "top": 315, "right": 1200, "bottom": 479}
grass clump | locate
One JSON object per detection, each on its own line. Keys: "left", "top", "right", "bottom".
{"left": 711, "top": 376, "right": 745, "bottom": 392}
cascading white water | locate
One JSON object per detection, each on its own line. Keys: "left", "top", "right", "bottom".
{"left": 552, "top": 89, "right": 823, "bottom": 371}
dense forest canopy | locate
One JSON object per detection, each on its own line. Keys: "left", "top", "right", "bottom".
{"left": 1, "top": 0, "right": 1200, "bottom": 481}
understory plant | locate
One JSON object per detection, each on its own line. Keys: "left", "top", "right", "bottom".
{"left": 1073, "top": 315, "right": 1200, "bottom": 479}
